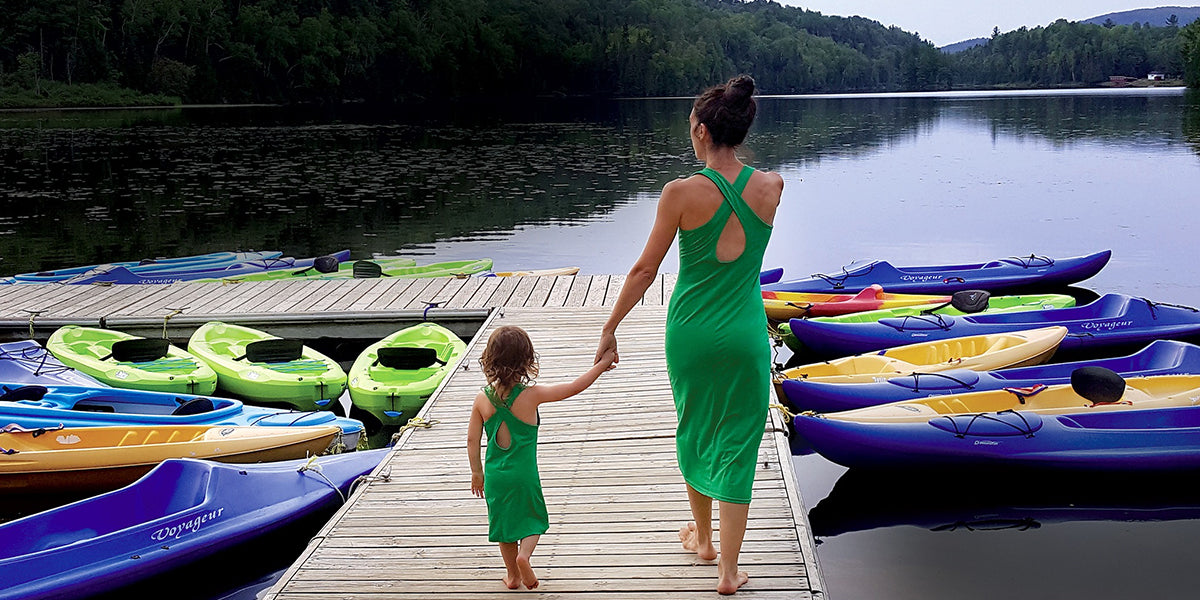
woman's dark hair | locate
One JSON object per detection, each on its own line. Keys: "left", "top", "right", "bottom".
{"left": 693, "top": 74, "right": 757, "bottom": 148}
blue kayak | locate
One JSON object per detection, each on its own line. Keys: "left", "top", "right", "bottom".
{"left": 793, "top": 404, "right": 1200, "bottom": 472}
{"left": 0, "top": 383, "right": 365, "bottom": 450}
{"left": 0, "top": 449, "right": 389, "bottom": 600}
{"left": 788, "top": 293, "right": 1200, "bottom": 359}
{"left": 58, "top": 250, "right": 351, "bottom": 285}
{"left": 764, "top": 250, "right": 1110, "bottom": 295}
{"left": 0, "top": 340, "right": 106, "bottom": 387}
{"left": 782, "top": 339, "right": 1200, "bottom": 413}
{"left": 5, "top": 250, "right": 283, "bottom": 284}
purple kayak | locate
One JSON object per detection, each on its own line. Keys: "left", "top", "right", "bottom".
{"left": 0, "top": 340, "right": 105, "bottom": 387}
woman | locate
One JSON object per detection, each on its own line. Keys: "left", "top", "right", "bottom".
{"left": 594, "top": 74, "right": 782, "bottom": 595}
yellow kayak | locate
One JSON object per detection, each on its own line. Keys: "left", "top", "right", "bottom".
{"left": 776, "top": 326, "right": 1067, "bottom": 386}
{"left": 485, "top": 266, "right": 580, "bottom": 277}
{"left": 823, "top": 374, "right": 1200, "bottom": 424}
{"left": 0, "top": 424, "right": 340, "bottom": 493}
{"left": 762, "top": 285, "right": 951, "bottom": 321}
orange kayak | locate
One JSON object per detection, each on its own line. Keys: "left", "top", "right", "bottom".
{"left": 762, "top": 284, "right": 951, "bottom": 320}
{"left": 0, "top": 424, "right": 341, "bottom": 494}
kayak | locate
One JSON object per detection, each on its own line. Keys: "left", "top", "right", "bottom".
{"left": 204, "top": 255, "right": 416, "bottom": 282}
{"left": 46, "top": 326, "right": 218, "bottom": 394}
{"left": 762, "top": 285, "right": 951, "bottom": 321}
{"left": 0, "top": 424, "right": 341, "bottom": 493}
{"left": 6, "top": 250, "right": 283, "bottom": 284}
{"left": 783, "top": 339, "right": 1200, "bottom": 413}
{"left": 0, "top": 383, "right": 366, "bottom": 451}
{"left": 0, "top": 449, "right": 389, "bottom": 600}
{"left": 311, "top": 257, "right": 494, "bottom": 280}
{"left": 786, "top": 293, "right": 1200, "bottom": 359}
{"left": 793, "top": 401, "right": 1200, "bottom": 472}
{"left": 347, "top": 323, "right": 467, "bottom": 431}
{"left": 816, "top": 373, "right": 1200, "bottom": 424}
{"left": 775, "top": 293, "right": 1077, "bottom": 352}
{"left": 61, "top": 250, "right": 351, "bottom": 285}
{"left": 764, "top": 250, "right": 1111, "bottom": 295}
{"left": 187, "top": 321, "right": 347, "bottom": 411}
{"left": 0, "top": 340, "right": 106, "bottom": 387}
{"left": 479, "top": 266, "right": 580, "bottom": 277}
{"left": 775, "top": 327, "right": 1066, "bottom": 396}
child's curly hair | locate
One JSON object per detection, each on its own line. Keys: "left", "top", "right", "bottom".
{"left": 478, "top": 325, "right": 539, "bottom": 389}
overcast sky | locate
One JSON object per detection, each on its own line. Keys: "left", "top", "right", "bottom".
{"left": 777, "top": 2, "right": 1191, "bottom": 47}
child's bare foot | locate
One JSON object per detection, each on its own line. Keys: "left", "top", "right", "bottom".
{"left": 717, "top": 570, "right": 749, "bottom": 595}
{"left": 516, "top": 555, "right": 539, "bottom": 589}
{"left": 502, "top": 574, "right": 520, "bottom": 590}
{"left": 678, "top": 522, "right": 717, "bottom": 561}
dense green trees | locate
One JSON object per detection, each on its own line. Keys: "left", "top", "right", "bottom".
{"left": 952, "top": 19, "right": 1185, "bottom": 87}
{"left": 0, "top": 0, "right": 951, "bottom": 105}
{"left": 2, "top": 0, "right": 1198, "bottom": 107}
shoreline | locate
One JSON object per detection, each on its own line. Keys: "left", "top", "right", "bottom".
{"left": 2, "top": 81, "right": 1188, "bottom": 113}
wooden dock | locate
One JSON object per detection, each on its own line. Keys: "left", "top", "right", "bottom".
{"left": 0, "top": 274, "right": 666, "bottom": 342}
{"left": 264, "top": 305, "right": 824, "bottom": 599}
{"left": 0, "top": 275, "right": 825, "bottom": 598}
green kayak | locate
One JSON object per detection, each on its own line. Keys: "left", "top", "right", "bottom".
{"left": 201, "top": 257, "right": 416, "bottom": 282}
{"left": 46, "top": 325, "right": 218, "bottom": 394}
{"left": 347, "top": 322, "right": 466, "bottom": 431}
{"left": 187, "top": 321, "right": 347, "bottom": 411}
{"left": 310, "top": 258, "right": 494, "bottom": 280}
{"left": 776, "top": 293, "right": 1077, "bottom": 352}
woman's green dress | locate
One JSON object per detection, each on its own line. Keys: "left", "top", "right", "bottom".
{"left": 665, "top": 165, "right": 772, "bottom": 504}
{"left": 482, "top": 383, "right": 550, "bottom": 542}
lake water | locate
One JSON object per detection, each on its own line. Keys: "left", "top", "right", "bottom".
{"left": 4, "top": 87, "right": 1200, "bottom": 599}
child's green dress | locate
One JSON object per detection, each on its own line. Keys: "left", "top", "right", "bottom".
{"left": 482, "top": 383, "right": 549, "bottom": 543}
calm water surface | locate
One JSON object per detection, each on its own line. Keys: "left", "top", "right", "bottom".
{"left": 4, "top": 87, "right": 1200, "bottom": 599}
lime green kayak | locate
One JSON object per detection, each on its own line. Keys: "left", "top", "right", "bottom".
{"left": 46, "top": 325, "right": 217, "bottom": 394}
{"left": 186, "top": 321, "right": 347, "bottom": 411}
{"left": 347, "top": 323, "right": 466, "bottom": 431}
{"left": 314, "top": 258, "right": 493, "bottom": 280}
{"left": 776, "top": 293, "right": 1077, "bottom": 352}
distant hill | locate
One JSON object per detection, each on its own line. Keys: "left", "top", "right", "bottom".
{"left": 940, "top": 37, "right": 988, "bottom": 53}
{"left": 1082, "top": 6, "right": 1200, "bottom": 27}
{"left": 940, "top": 6, "right": 1200, "bottom": 53}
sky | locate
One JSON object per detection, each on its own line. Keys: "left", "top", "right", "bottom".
{"left": 777, "top": 2, "right": 1193, "bottom": 47}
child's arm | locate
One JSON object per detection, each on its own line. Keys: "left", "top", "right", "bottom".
{"left": 528, "top": 349, "right": 617, "bottom": 406}
{"left": 466, "top": 396, "right": 485, "bottom": 498}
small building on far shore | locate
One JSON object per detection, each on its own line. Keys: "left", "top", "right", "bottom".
{"left": 1148, "top": 72, "right": 1167, "bottom": 81}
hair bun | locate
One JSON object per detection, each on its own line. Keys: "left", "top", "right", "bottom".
{"left": 726, "top": 74, "right": 756, "bottom": 103}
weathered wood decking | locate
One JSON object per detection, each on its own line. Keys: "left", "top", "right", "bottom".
{"left": 0, "top": 275, "right": 672, "bottom": 341}
{"left": 264, "top": 306, "right": 824, "bottom": 599}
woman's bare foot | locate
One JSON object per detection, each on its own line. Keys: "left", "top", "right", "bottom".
{"left": 516, "top": 555, "right": 539, "bottom": 589}
{"left": 502, "top": 575, "right": 520, "bottom": 590}
{"left": 717, "top": 570, "right": 749, "bottom": 595}
{"left": 678, "top": 522, "right": 717, "bottom": 561}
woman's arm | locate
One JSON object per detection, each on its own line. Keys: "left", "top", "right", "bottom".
{"left": 595, "top": 180, "right": 684, "bottom": 363}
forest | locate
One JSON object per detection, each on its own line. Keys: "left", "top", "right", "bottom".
{"left": 2, "top": 0, "right": 1200, "bottom": 108}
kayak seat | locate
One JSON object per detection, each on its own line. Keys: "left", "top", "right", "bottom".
{"left": 1071, "top": 366, "right": 1126, "bottom": 404}
{"left": 353, "top": 260, "right": 385, "bottom": 279}
{"left": 313, "top": 255, "right": 341, "bottom": 273}
{"left": 0, "top": 384, "right": 49, "bottom": 402}
{"left": 172, "top": 397, "right": 215, "bottom": 415}
{"left": 109, "top": 338, "right": 171, "bottom": 363}
{"left": 239, "top": 339, "right": 304, "bottom": 363}
{"left": 376, "top": 347, "right": 446, "bottom": 370}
